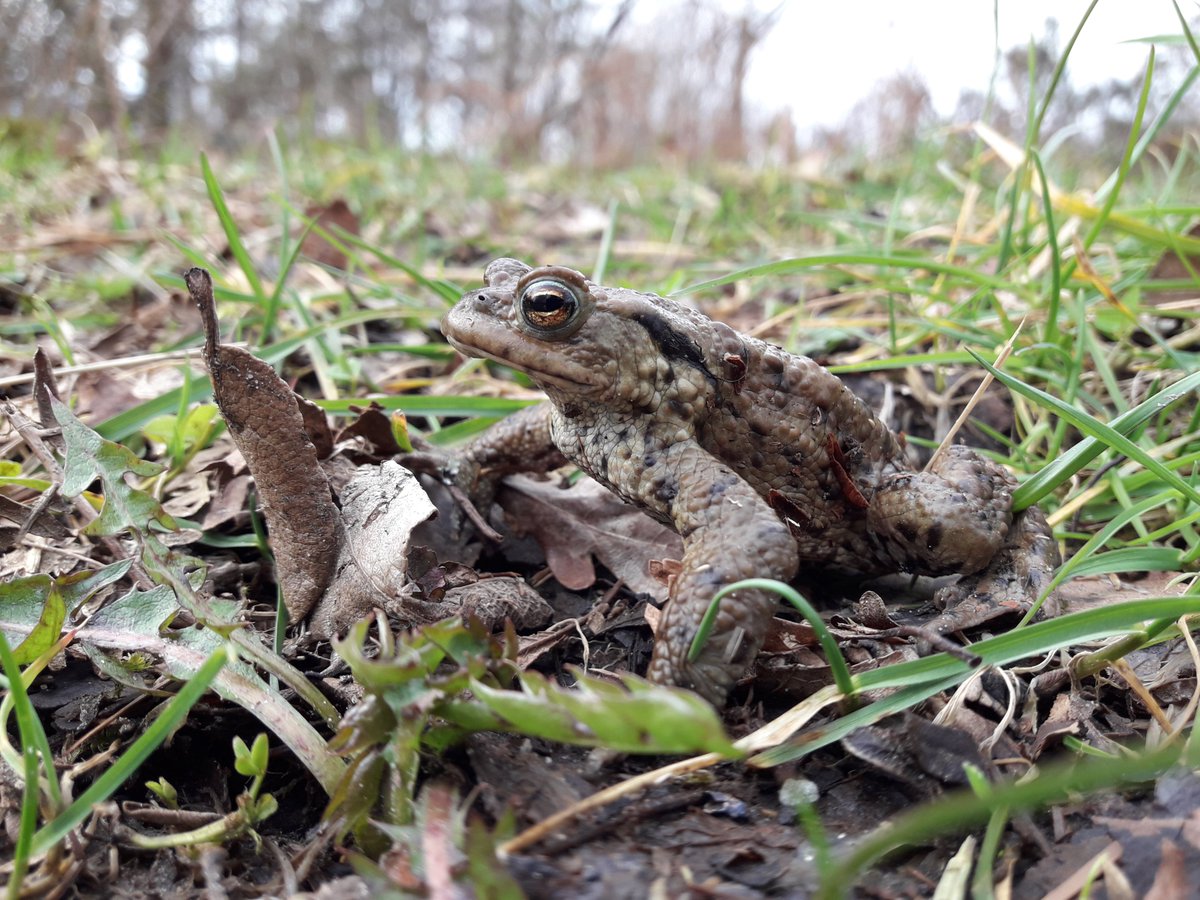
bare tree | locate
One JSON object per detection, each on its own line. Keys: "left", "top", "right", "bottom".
{"left": 4, "top": 1, "right": 1188, "bottom": 167}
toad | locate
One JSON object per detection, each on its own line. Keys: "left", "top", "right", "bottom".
{"left": 440, "top": 259, "right": 1059, "bottom": 704}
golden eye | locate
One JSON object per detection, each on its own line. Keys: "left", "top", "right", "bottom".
{"left": 519, "top": 279, "right": 580, "bottom": 333}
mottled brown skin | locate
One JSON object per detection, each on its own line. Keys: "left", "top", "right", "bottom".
{"left": 442, "top": 258, "right": 1059, "bottom": 703}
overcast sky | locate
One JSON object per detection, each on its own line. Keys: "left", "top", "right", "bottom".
{"left": 744, "top": 0, "right": 1189, "bottom": 132}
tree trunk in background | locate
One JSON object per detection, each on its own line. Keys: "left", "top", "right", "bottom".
{"left": 92, "top": 0, "right": 127, "bottom": 133}
{"left": 716, "top": 7, "right": 777, "bottom": 162}
{"left": 141, "top": 0, "right": 193, "bottom": 131}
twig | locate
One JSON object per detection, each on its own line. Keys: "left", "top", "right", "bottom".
{"left": 0, "top": 346, "right": 246, "bottom": 391}
{"left": 925, "top": 318, "right": 1025, "bottom": 474}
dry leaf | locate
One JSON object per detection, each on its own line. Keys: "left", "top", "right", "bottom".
{"left": 187, "top": 267, "right": 342, "bottom": 620}
{"left": 497, "top": 474, "right": 682, "bottom": 597}
{"left": 308, "top": 460, "right": 436, "bottom": 636}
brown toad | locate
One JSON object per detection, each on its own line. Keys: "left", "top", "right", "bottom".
{"left": 441, "top": 259, "right": 1059, "bottom": 703}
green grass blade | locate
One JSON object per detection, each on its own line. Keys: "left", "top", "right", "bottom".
{"left": 755, "top": 596, "right": 1200, "bottom": 768}
{"left": 11, "top": 742, "right": 38, "bottom": 898}
{"left": 690, "top": 579, "right": 855, "bottom": 699}
{"left": 827, "top": 350, "right": 976, "bottom": 374}
{"left": 1043, "top": 491, "right": 1179, "bottom": 596}
{"left": 96, "top": 370, "right": 213, "bottom": 442}
{"left": 0, "top": 631, "right": 57, "bottom": 898}
{"left": 314, "top": 395, "right": 537, "bottom": 417}
{"left": 1057, "top": 546, "right": 1184, "bottom": 579}
{"left": 592, "top": 200, "right": 618, "bottom": 285}
{"left": 1030, "top": 0, "right": 1099, "bottom": 140}
{"left": 1029, "top": 151, "right": 1061, "bottom": 344}
{"left": 425, "top": 416, "right": 506, "bottom": 446}
{"left": 677, "top": 253, "right": 1022, "bottom": 297}
{"left": 819, "top": 740, "right": 1183, "bottom": 898}
{"left": 0, "top": 642, "right": 63, "bottom": 814}
{"left": 1172, "top": 1, "right": 1200, "bottom": 65}
{"left": 967, "top": 353, "right": 1200, "bottom": 509}
{"left": 200, "top": 153, "right": 266, "bottom": 303}
{"left": 333, "top": 229, "right": 462, "bottom": 304}
{"left": 258, "top": 213, "right": 317, "bottom": 345}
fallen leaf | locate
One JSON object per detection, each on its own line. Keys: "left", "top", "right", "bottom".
{"left": 301, "top": 198, "right": 359, "bottom": 270}
{"left": 497, "top": 474, "right": 682, "bottom": 597}
{"left": 307, "top": 460, "right": 437, "bottom": 636}
{"left": 187, "top": 267, "right": 342, "bottom": 621}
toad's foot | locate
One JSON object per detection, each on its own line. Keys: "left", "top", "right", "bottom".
{"left": 927, "top": 505, "right": 1061, "bottom": 633}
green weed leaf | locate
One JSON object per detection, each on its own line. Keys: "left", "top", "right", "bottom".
{"left": 463, "top": 670, "right": 739, "bottom": 757}
{"left": 53, "top": 399, "right": 176, "bottom": 535}
{"left": 0, "top": 562, "right": 132, "bottom": 664}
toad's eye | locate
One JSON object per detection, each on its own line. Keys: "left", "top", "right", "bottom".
{"left": 519, "top": 278, "right": 581, "bottom": 334}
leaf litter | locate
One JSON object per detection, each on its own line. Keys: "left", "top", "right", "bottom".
{"left": 0, "top": 147, "right": 1197, "bottom": 897}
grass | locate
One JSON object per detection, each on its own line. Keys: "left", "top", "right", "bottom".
{"left": 1, "top": 13, "right": 1200, "bottom": 895}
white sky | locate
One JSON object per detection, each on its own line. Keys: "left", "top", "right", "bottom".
{"left": 745, "top": 0, "right": 1191, "bottom": 131}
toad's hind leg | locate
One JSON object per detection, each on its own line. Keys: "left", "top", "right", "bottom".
{"left": 645, "top": 441, "right": 798, "bottom": 704}
{"left": 867, "top": 443, "right": 1060, "bottom": 627}
{"left": 867, "top": 444, "right": 1018, "bottom": 576}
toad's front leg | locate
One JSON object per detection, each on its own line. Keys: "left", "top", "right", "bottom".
{"left": 644, "top": 441, "right": 799, "bottom": 704}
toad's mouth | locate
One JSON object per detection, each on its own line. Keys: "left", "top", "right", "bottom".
{"left": 444, "top": 332, "right": 598, "bottom": 392}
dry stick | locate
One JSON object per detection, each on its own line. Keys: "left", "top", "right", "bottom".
{"left": 0, "top": 347, "right": 241, "bottom": 391}
{"left": 0, "top": 399, "right": 154, "bottom": 589}
{"left": 442, "top": 480, "right": 504, "bottom": 542}
{"left": 924, "top": 318, "right": 1025, "bottom": 475}
{"left": 18, "top": 536, "right": 109, "bottom": 568}
{"left": 32, "top": 348, "right": 63, "bottom": 446}
{"left": 14, "top": 484, "right": 62, "bottom": 545}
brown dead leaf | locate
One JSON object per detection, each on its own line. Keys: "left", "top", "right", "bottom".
{"left": 186, "top": 267, "right": 342, "bottom": 621}
{"left": 72, "top": 371, "right": 146, "bottom": 425}
{"left": 335, "top": 402, "right": 404, "bottom": 457}
{"left": 843, "top": 715, "right": 988, "bottom": 795}
{"left": 301, "top": 199, "right": 359, "bottom": 270}
{"left": 516, "top": 618, "right": 582, "bottom": 670}
{"left": 159, "top": 469, "right": 212, "bottom": 518}
{"left": 1143, "top": 222, "right": 1200, "bottom": 308}
{"left": 441, "top": 577, "right": 553, "bottom": 631}
{"left": 497, "top": 474, "right": 682, "bottom": 597}
{"left": 85, "top": 288, "right": 203, "bottom": 363}
{"left": 401, "top": 549, "right": 553, "bottom": 631}
{"left": 1030, "top": 691, "right": 1095, "bottom": 759}
{"left": 0, "top": 495, "right": 72, "bottom": 543}
{"left": 296, "top": 393, "right": 335, "bottom": 459}
{"left": 189, "top": 443, "right": 254, "bottom": 530}
{"left": 1145, "top": 839, "right": 1191, "bottom": 900}
{"left": 1054, "top": 571, "right": 1190, "bottom": 613}
{"left": 201, "top": 474, "right": 252, "bottom": 530}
